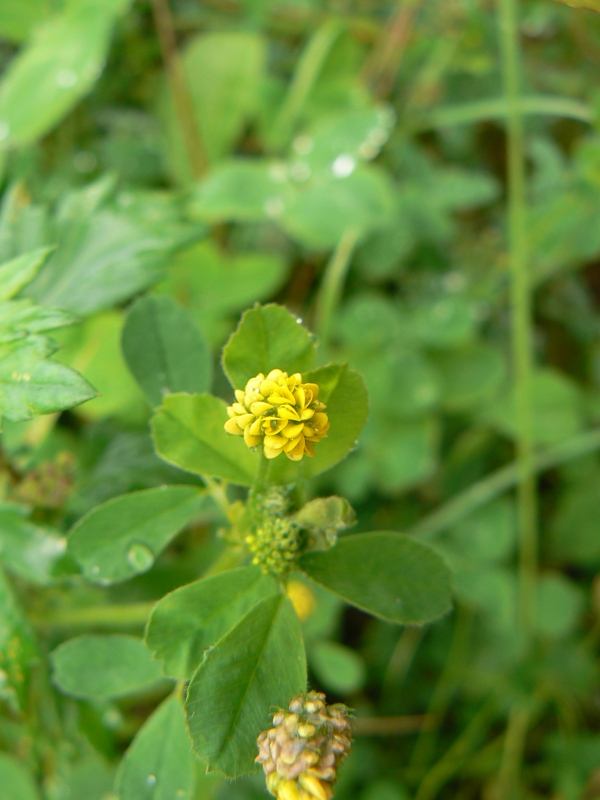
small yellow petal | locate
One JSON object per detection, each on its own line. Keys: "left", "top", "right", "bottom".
{"left": 299, "top": 775, "right": 330, "bottom": 800}
{"left": 235, "top": 389, "right": 245, "bottom": 403}
{"left": 224, "top": 418, "right": 243, "bottom": 435}
{"left": 262, "top": 418, "right": 287, "bottom": 434}
{"left": 278, "top": 405, "right": 300, "bottom": 421}
{"left": 249, "top": 417, "right": 264, "bottom": 436}
{"left": 304, "top": 439, "right": 315, "bottom": 457}
{"left": 244, "top": 426, "right": 261, "bottom": 448}
{"left": 264, "top": 446, "right": 282, "bottom": 459}
{"left": 235, "top": 413, "right": 255, "bottom": 429}
{"left": 299, "top": 408, "right": 314, "bottom": 421}
{"left": 282, "top": 422, "right": 304, "bottom": 439}
{"left": 251, "top": 401, "right": 272, "bottom": 416}
{"left": 266, "top": 369, "right": 284, "bottom": 381}
{"left": 279, "top": 780, "right": 301, "bottom": 800}
{"left": 264, "top": 434, "right": 286, "bottom": 449}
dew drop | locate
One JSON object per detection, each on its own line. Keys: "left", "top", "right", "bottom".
{"left": 90, "top": 565, "right": 100, "bottom": 575}
{"left": 126, "top": 542, "right": 154, "bottom": 572}
{"left": 289, "top": 161, "right": 311, "bottom": 182}
{"left": 269, "top": 162, "right": 288, "bottom": 183}
{"left": 358, "top": 142, "right": 379, "bottom": 160}
{"left": 293, "top": 135, "right": 313, "bottom": 155}
{"left": 264, "top": 197, "right": 284, "bottom": 218}
{"left": 331, "top": 154, "right": 356, "bottom": 179}
{"left": 0, "top": 121, "right": 9, "bottom": 142}
{"left": 147, "top": 774, "right": 157, "bottom": 787}
{"left": 56, "top": 69, "right": 78, "bottom": 88}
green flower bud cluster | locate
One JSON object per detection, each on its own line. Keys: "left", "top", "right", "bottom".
{"left": 256, "top": 691, "right": 352, "bottom": 800}
{"left": 245, "top": 487, "right": 303, "bottom": 578}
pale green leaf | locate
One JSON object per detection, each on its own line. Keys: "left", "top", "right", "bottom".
{"left": 0, "top": 753, "right": 40, "bottom": 800}
{"left": 151, "top": 393, "right": 257, "bottom": 486}
{"left": 0, "top": 248, "right": 54, "bottom": 302}
{"left": 222, "top": 304, "right": 316, "bottom": 390}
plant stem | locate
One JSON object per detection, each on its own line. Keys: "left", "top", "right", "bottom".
{"left": 203, "top": 476, "right": 231, "bottom": 518}
{"left": 150, "top": 0, "right": 208, "bottom": 178}
{"left": 314, "top": 228, "right": 360, "bottom": 351}
{"left": 493, "top": 705, "right": 532, "bottom": 799}
{"left": 361, "top": 0, "right": 421, "bottom": 98}
{"left": 498, "top": 0, "right": 538, "bottom": 640}
{"left": 267, "top": 19, "right": 342, "bottom": 152}
{"left": 254, "top": 452, "right": 271, "bottom": 493}
{"left": 408, "top": 427, "right": 600, "bottom": 540}
{"left": 31, "top": 602, "right": 154, "bottom": 630}
{"left": 413, "top": 694, "right": 497, "bottom": 800}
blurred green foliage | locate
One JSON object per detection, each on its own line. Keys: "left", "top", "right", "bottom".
{"left": 2, "top": 0, "right": 600, "bottom": 799}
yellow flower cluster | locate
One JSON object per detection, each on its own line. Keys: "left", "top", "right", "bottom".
{"left": 224, "top": 370, "right": 329, "bottom": 461}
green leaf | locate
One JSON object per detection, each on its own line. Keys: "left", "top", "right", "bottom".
{"left": 554, "top": 0, "right": 600, "bottom": 10}
{"left": 309, "top": 640, "right": 366, "bottom": 695}
{"left": 26, "top": 210, "right": 169, "bottom": 316}
{"left": 51, "top": 635, "right": 164, "bottom": 699}
{"left": 146, "top": 567, "right": 278, "bottom": 678}
{"left": 0, "top": 568, "right": 38, "bottom": 712}
{"left": 122, "top": 297, "right": 212, "bottom": 407}
{"left": 280, "top": 166, "right": 395, "bottom": 249}
{"left": 0, "top": 0, "right": 52, "bottom": 43}
{"left": 159, "top": 31, "right": 265, "bottom": 181}
{"left": 551, "top": 474, "right": 600, "bottom": 565}
{"left": 0, "top": 0, "right": 129, "bottom": 147}
{"left": 68, "top": 486, "right": 204, "bottom": 584}
{"left": 535, "top": 573, "right": 584, "bottom": 639}
{"left": 269, "top": 364, "right": 368, "bottom": 485}
{"left": 222, "top": 304, "right": 316, "bottom": 390}
{"left": 189, "top": 160, "right": 289, "bottom": 222}
{"left": 299, "top": 532, "right": 452, "bottom": 625}
{"left": 0, "top": 503, "right": 69, "bottom": 585}
{"left": 481, "top": 368, "right": 585, "bottom": 445}
{"left": 151, "top": 393, "right": 257, "bottom": 486}
{"left": 115, "top": 694, "right": 195, "bottom": 800}
{"left": 0, "top": 338, "right": 97, "bottom": 422}
{"left": 186, "top": 594, "right": 306, "bottom": 777}
{"left": 0, "top": 248, "right": 53, "bottom": 302}
{"left": 432, "top": 342, "right": 506, "bottom": 411}
{"left": 0, "top": 753, "right": 40, "bottom": 800}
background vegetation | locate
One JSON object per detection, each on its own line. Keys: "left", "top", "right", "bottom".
{"left": 2, "top": 0, "right": 600, "bottom": 798}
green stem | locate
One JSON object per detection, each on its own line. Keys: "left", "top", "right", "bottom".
{"left": 498, "top": 0, "right": 538, "bottom": 640}
{"left": 408, "top": 428, "right": 600, "bottom": 540}
{"left": 409, "top": 94, "right": 593, "bottom": 131}
{"left": 413, "top": 694, "right": 497, "bottom": 800}
{"left": 254, "top": 452, "right": 271, "bottom": 493}
{"left": 494, "top": 705, "right": 532, "bottom": 799}
{"left": 409, "top": 607, "right": 473, "bottom": 769}
{"left": 31, "top": 602, "right": 154, "bottom": 630}
{"left": 203, "top": 476, "right": 231, "bottom": 518}
{"left": 267, "top": 19, "right": 342, "bottom": 152}
{"left": 314, "top": 228, "right": 360, "bottom": 351}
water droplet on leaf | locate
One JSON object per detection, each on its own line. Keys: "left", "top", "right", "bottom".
{"left": 147, "top": 774, "right": 157, "bottom": 787}
{"left": 126, "top": 542, "right": 154, "bottom": 572}
{"left": 331, "top": 154, "right": 356, "bottom": 179}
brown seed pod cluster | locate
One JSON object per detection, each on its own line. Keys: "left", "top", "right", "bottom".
{"left": 256, "top": 691, "right": 352, "bottom": 800}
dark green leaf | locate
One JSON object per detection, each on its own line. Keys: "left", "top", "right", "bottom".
{"left": 146, "top": 567, "right": 278, "bottom": 678}
{"left": 299, "top": 532, "right": 452, "bottom": 625}
{"left": 115, "top": 694, "right": 195, "bottom": 800}
{"left": 51, "top": 635, "right": 164, "bottom": 699}
{"left": 222, "top": 304, "right": 316, "bottom": 390}
{"left": 151, "top": 393, "right": 258, "bottom": 486}
{"left": 122, "top": 296, "right": 212, "bottom": 407}
{"left": 186, "top": 594, "right": 306, "bottom": 777}
{"left": 68, "top": 486, "right": 205, "bottom": 584}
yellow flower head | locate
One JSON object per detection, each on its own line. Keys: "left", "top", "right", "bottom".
{"left": 224, "top": 369, "right": 329, "bottom": 461}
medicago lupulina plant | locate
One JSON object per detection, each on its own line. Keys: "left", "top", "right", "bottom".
{"left": 7, "top": 295, "right": 453, "bottom": 798}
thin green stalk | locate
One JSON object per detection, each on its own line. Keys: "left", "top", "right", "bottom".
{"left": 267, "top": 19, "right": 342, "bottom": 152}
{"left": 314, "top": 228, "right": 360, "bottom": 350}
{"left": 493, "top": 705, "right": 532, "bottom": 799}
{"left": 31, "top": 602, "right": 154, "bottom": 629}
{"left": 409, "top": 607, "right": 473, "bottom": 769}
{"left": 410, "top": 94, "right": 592, "bottom": 132}
{"left": 413, "top": 694, "right": 497, "bottom": 800}
{"left": 254, "top": 452, "right": 271, "bottom": 493}
{"left": 498, "top": 0, "right": 538, "bottom": 639}
{"left": 408, "top": 428, "right": 600, "bottom": 540}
